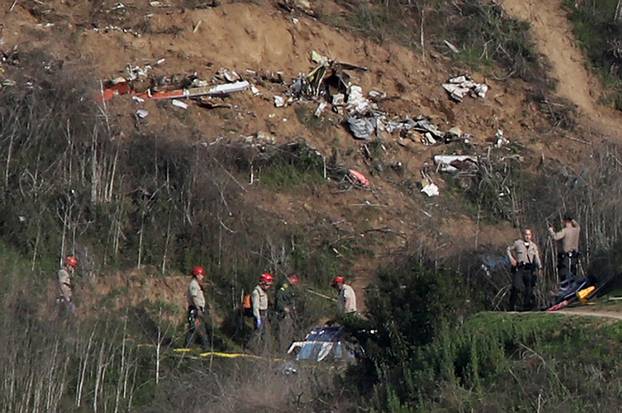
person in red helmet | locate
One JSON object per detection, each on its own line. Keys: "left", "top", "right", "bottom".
{"left": 57, "top": 255, "right": 78, "bottom": 314}
{"left": 252, "top": 273, "right": 273, "bottom": 330}
{"left": 185, "top": 265, "right": 210, "bottom": 350}
{"left": 332, "top": 275, "right": 357, "bottom": 314}
{"left": 248, "top": 273, "right": 273, "bottom": 352}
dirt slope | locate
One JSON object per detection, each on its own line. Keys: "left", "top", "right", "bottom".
{"left": 0, "top": 0, "right": 597, "bottom": 315}
{"left": 502, "top": 0, "right": 622, "bottom": 137}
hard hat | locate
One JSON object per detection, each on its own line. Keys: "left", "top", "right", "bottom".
{"left": 260, "top": 273, "right": 273, "bottom": 284}
{"left": 191, "top": 266, "right": 205, "bottom": 277}
{"left": 332, "top": 276, "right": 345, "bottom": 285}
{"left": 287, "top": 274, "right": 301, "bottom": 285}
{"left": 65, "top": 255, "right": 78, "bottom": 268}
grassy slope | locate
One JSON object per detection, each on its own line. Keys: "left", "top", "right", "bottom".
{"left": 414, "top": 311, "right": 622, "bottom": 412}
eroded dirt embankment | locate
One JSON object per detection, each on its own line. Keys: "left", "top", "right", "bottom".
{"left": 503, "top": 0, "right": 622, "bottom": 138}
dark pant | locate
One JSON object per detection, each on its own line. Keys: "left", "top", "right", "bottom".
{"left": 248, "top": 310, "right": 272, "bottom": 353}
{"left": 557, "top": 252, "right": 579, "bottom": 284}
{"left": 277, "top": 311, "right": 295, "bottom": 353}
{"left": 509, "top": 268, "right": 536, "bottom": 311}
{"left": 185, "top": 306, "right": 211, "bottom": 350}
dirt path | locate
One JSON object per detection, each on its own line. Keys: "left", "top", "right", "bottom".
{"left": 555, "top": 308, "right": 622, "bottom": 320}
{"left": 502, "top": 0, "right": 622, "bottom": 136}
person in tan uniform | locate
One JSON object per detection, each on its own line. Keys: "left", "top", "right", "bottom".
{"left": 332, "top": 276, "right": 357, "bottom": 314}
{"left": 252, "top": 273, "right": 272, "bottom": 330}
{"left": 548, "top": 214, "right": 581, "bottom": 287}
{"left": 507, "top": 229, "right": 542, "bottom": 311}
{"left": 185, "top": 265, "right": 210, "bottom": 350}
{"left": 248, "top": 273, "right": 273, "bottom": 352}
{"left": 57, "top": 255, "right": 78, "bottom": 314}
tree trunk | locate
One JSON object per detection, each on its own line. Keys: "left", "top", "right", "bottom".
{"left": 615, "top": 0, "right": 622, "bottom": 22}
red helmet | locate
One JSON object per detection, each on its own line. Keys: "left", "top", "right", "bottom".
{"left": 191, "top": 266, "right": 205, "bottom": 277}
{"left": 288, "top": 274, "right": 301, "bottom": 285}
{"left": 332, "top": 276, "right": 345, "bottom": 285}
{"left": 260, "top": 273, "right": 273, "bottom": 285}
{"left": 65, "top": 255, "right": 78, "bottom": 268}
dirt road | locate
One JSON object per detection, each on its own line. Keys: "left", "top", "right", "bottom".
{"left": 556, "top": 308, "right": 622, "bottom": 320}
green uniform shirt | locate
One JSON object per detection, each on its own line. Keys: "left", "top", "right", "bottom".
{"left": 276, "top": 283, "right": 296, "bottom": 313}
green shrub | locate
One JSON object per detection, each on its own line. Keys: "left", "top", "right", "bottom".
{"left": 323, "top": 0, "right": 546, "bottom": 82}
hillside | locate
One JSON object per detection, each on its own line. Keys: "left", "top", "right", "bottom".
{"left": 0, "top": 0, "right": 603, "bottom": 289}
{"left": 1, "top": 0, "right": 622, "bottom": 411}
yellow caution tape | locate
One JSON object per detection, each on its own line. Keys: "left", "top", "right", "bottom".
{"left": 198, "top": 351, "right": 262, "bottom": 360}
{"left": 173, "top": 348, "right": 195, "bottom": 353}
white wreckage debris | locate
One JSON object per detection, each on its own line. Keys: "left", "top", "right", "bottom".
{"left": 214, "top": 68, "right": 241, "bottom": 83}
{"left": 347, "top": 116, "right": 378, "bottom": 140}
{"left": 442, "top": 75, "right": 488, "bottom": 102}
{"left": 135, "top": 109, "right": 149, "bottom": 119}
{"left": 314, "top": 101, "right": 328, "bottom": 117}
{"left": 200, "top": 80, "right": 250, "bottom": 97}
{"left": 494, "top": 129, "right": 510, "bottom": 148}
{"left": 346, "top": 85, "right": 371, "bottom": 114}
{"left": 385, "top": 116, "right": 468, "bottom": 145}
{"left": 100, "top": 63, "right": 251, "bottom": 102}
{"left": 274, "top": 95, "right": 286, "bottom": 107}
{"left": 433, "top": 155, "right": 478, "bottom": 173}
{"left": 172, "top": 99, "right": 189, "bottom": 109}
{"left": 421, "top": 180, "right": 439, "bottom": 197}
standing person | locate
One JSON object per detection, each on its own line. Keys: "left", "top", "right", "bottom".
{"left": 332, "top": 276, "right": 357, "bottom": 315}
{"left": 185, "top": 265, "right": 210, "bottom": 351}
{"left": 275, "top": 273, "right": 300, "bottom": 351}
{"left": 249, "top": 273, "right": 273, "bottom": 352}
{"left": 548, "top": 214, "right": 581, "bottom": 288}
{"left": 57, "top": 255, "right": 78, "bottom": 314}
{"left": 507, "top": 228, "right": 542, "bottom": 311}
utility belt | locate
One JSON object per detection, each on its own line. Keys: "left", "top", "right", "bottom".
{"left": 558, "top": 250, "right": 580, "bottom": 259}
{"left": 515, "top": 262, "right": 537, "bottom": 271}
{"left": 187, "top": 305, "right": 205, "bottom": 323}
{"left": 255, "top": 309, "right": 268, "bottom": 321}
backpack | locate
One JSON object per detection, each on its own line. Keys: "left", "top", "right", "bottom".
{"left": 242, "top": 293, "right": 253, "bottom": 317}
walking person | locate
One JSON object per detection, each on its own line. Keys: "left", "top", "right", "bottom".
{"left": 57, "top": 255, "right": 78, "bottom": 315}
{"left": 548, "top": 214, "right": 581, "bottom": 290}
{"left": 507, "top": 228, "right": 542, "bottom": 311}
{"left": 185, "top": 265, "right": 211, "bottom": 351}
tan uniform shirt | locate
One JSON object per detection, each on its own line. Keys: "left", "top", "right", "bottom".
{"left": 252, "top": 285, "right": 268, "bottom": 320}
{"left": 507, "top": 240, "right": 542, "bottom": 269}
{"left": 187, "top": 278, "right": 205, "bottom": 310}
{"left": 338, "top": 284, "right": 357, "bottom": 314}
{"left": 57, "top": 268, "right": 72, "bottom": 301}
{"left": 549, "top": 225, "right": 580, "bottom": 253}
